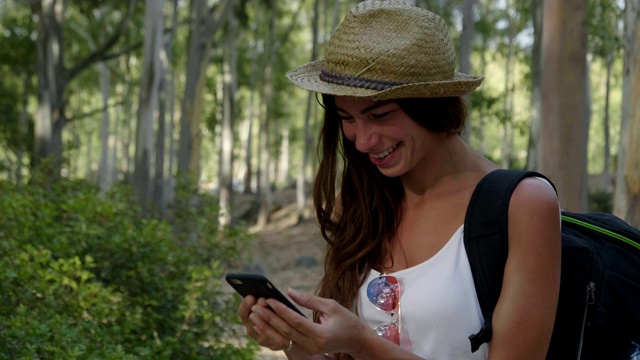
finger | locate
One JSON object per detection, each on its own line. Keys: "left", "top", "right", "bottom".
{"left": 250, "top": 320, "right": 282, "bottom": 350}
{"left": 287, "top": 288, "right": 338, "bottom": 316}
{"left": 239, "top": 295, "right": 257, "bottom": 319}
{"left": 249, "top": 306, "right": 293, "bottom": 351}
{"left": 238, "top": 296, "right": 262, "bottom": 341}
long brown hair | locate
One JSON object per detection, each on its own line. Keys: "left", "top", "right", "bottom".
{"left": 313, "top": 94, "right": 467, "bottom": 359}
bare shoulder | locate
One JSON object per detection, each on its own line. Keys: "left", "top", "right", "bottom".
{"left": 507, "top": 176, "right": 560, "bottom": 246}
{"left": 510, "top": 177, "right": 559, "bottom": 214}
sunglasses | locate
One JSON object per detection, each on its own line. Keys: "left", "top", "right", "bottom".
{"left": 366, "top": 275, "right": 402, "bottom": 345}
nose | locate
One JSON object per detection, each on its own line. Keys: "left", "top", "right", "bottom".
{"left": 353, "top": 120, "right": 380, "bottom": 153}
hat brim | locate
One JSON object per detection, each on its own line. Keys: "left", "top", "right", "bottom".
{"left": 286, "top": 60, "right": 484, "bottom": 100}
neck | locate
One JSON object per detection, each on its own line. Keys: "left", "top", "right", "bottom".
{"left": 400, "top": 134, "right": 496, "bottom": 205}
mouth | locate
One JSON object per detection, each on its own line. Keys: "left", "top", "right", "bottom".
{"left": 371, "top": 144, "right": 398, "bottom": 159}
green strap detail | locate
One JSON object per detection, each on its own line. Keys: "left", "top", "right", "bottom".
{"left": 562, "top": 215, "right": 640, "bottom": 251}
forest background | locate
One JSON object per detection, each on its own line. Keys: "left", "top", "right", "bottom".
{"left": 0, "top": 0, "right": 639, "bottom": 358}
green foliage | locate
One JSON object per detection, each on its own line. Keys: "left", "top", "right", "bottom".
{"left": 588, "top": 188, "right": 613, "bottom": 213}
{"left": 587, "top": 0, "right": 622, "bottom": 58}
{"left": 0, "top": 167, "right": 257, "bottom": 359}
{"left": 0, "top": 2, "right": 36, "bottom": 163}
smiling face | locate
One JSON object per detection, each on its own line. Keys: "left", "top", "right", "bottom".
{"left": 335, "top": 96, "right": 436, "bottom": 178}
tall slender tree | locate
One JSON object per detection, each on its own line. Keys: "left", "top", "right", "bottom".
{"left": 134, "top": 0, "right": 165, "bottom": 214}
{"left": 459, "top": 0, "right": 475, "bottom": 143}
{"left": 177, "top": 0, "right": 232, "bottom": 184}
{"left": 526, "top": 0, "right": 543, "bottom": 171}
{"left": 614, "top": 0, "right": 640, "bottom": 224}
{"left": 219, "top": 1, "right": 238, "bottom": 227}
{"left": 539, "top": 0, "right": 589, "bottom": 212}
{"left": 297, "top": 0, "right": 321, "bottom": 221}
{"left": 256, "top": 0, "right": 277, "bottom": 229}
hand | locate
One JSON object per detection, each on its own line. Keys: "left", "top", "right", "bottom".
{"left": 243, "top": 290, "right": 424, "bottom": 359}
{"left": 238, "top": 295, "right": 294, "bottom": 352}
{"left": 255, "top": 288, "right": 370, "bottom": 355}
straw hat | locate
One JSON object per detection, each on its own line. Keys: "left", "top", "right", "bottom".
{"left": 286, "top": 0, "right": 484, "bottom": 100}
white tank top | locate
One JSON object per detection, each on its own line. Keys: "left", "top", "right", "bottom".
{"left": 358, "top": 225, "right": 489, "bottom": 359}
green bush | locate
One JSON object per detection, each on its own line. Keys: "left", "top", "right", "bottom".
{"left": 588, "top": 188, "right": 613, "bottom": 213}
{"left": 0, "top": 173, "right": 257, "bottom": 359}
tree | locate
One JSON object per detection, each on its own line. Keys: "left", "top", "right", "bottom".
{"left": 614, "top": 0, "right": 640, "bottom": 225}
{"left": 539, "top": 0, "right": 589, "bottom": 212}
{"left": 296, "top": 0, "right": 321, "bottom": 222}
{"left": 218, "top": 1, "right": 238, "bottom": 227}
{"left": 176, "top": 0, "right": 233, "bottom": 184}
{"left": 256, "top": 0, "right": 277, "bottom": 229}
{"left": 526, "top": 0, "right": 542, "bottom": 171}
{"left": 459, "top": 0, "right": 475, "bottom": 143}
{"left": 134, "top": 0, "right": 165, "bottom": 214}
{"left": 69, "top": 16, "right": 116, "bottom": 196}
{"left": 28, "top": 0, "right": 137, "bottom": 174}
{"left": 588, "top": 0, "right": 622, "bottom": 192}
{"left": 0, "top": 2, "right": 36, "bottom": 185}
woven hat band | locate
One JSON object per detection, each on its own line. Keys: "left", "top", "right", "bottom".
{"left": 319, "top": 68, "right": 405, "bottom": 91}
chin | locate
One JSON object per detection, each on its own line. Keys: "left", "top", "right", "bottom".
{"left": 377, "top": 167, "right": 404, "bottom": 178}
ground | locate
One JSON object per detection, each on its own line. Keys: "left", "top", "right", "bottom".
{"left": 233, "top": 188, "right": 326, "bottom": 359}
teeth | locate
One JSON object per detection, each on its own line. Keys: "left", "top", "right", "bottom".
{"left": 371, "top": 144, "right": 397, "bottom": 159}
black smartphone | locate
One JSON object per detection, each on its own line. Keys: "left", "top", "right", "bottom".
{"left": 225, "top": 273, "right": 306, "bottom": 318}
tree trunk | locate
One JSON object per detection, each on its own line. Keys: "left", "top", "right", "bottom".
{"left": 164, "top": 0, "right": 179, "bottom": 206}
{"left": 177, "top": 0, "right": 233, "bottom": 183}
{"left": 17, "top": 79, "right": 29, "bottom": 187}
{"left": 476, "top": 35, "right": 487, "bottom": 156}
{"left": 297, "top": 0, "right": 321, "bottom": 221}
{"left": 219, "top": 3, "right": 237, "bottom": 227}
{"left": 33, "top": 0, "right": 66, "bottom": 172}
{"left": 256, "top": 0, "right": 277, "bottom": 229}
{"left": 151, "top": 0, "right": 178, "bottom": 216}
{"left": 526, "top": 0, "right": 543, "bottom": 171}
{"left": 68, "top": 20, "right": 116, "bottom": 194}
{"left": 501, "top": 0, "right": 515, "bottom": 169}
{"left": 278, "top": 124, "right": 290, "bottom": 186}
{"left": 32, "top": 0, "right": 137, "bottom": 174}
{"left": 538, "top": 0, "right": 589, "bottom": 212}
{"left": 134, "top": 0, "right": 164, "bottom": 215}
{"left": 122, "top": 57, "right": 134, "bottom": 181}
{"left": 613, "top": 0, "right": 639, "bottom": 224}
{"left": 243, "top": 42, "right": 258, "bottom": 194}
{"left": 621, "top": 10, "right": 640, "bottom": 226}
{"left": 602, "top": 55, "right": 613, "bottom": 192}
{"left": 97, "top": 60, "right": 113, "bottom": 195}
{"left": 459, "top": 0, "right": 475, "bottom": 143}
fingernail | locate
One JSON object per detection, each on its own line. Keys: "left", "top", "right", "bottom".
{"left": 288, "top": 287, "right": 299, "bottom": 296}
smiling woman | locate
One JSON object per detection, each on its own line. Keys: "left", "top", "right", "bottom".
{"left": 236, "top": 1, "right": 562, "bottom": 359}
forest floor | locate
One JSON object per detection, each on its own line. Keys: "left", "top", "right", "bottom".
{"left": 232, "top": 188, "right": 326, "bottom": 359}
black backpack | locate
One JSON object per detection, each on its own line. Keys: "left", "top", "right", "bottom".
{"left": 464, "top": 169, "right": 640, "bottom": 359}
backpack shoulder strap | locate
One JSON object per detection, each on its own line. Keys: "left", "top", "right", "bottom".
{"left": 464, "top": 169, "right": 552, "bottom": 352}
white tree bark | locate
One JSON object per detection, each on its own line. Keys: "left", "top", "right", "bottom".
{"left": 134, "top": 0, "right": 164, "bottom": 214}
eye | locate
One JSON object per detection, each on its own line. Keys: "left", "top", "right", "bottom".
{"left": 338, "top": 113, "right": 354, "bottom": 122}
{"left": 370, "top": 110, "right": 392, "bottom": 120}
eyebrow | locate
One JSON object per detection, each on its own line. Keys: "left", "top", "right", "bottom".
{"left": 335, "top": 100, "right": 394, "bottom": 115}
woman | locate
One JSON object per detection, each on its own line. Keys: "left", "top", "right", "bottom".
{"left": 239, "top": 1, "right": 561, "bottom": 359}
